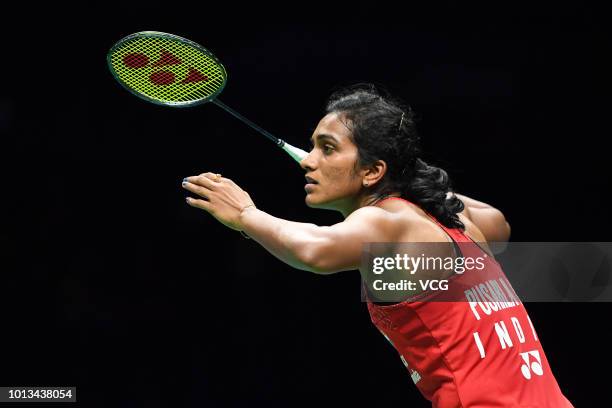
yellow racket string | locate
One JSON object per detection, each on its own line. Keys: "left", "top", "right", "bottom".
{"left": 109, "top": 35, "right": 226, "bottom": 104}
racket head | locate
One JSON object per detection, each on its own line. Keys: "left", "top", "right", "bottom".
{"left": 107, "top": 31, "right": 228, "bottom": 107}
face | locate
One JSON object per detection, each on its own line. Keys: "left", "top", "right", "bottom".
{"left": 300, "top": 112, "right": 365, "bottom": 211}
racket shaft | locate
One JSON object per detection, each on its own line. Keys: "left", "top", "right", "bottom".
{"left": 213, "top": 99, "right": 280, "bottom": 144}
{"left": 212, "top": 99, "right": 307, "bottom": 163}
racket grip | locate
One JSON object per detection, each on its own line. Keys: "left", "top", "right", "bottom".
{"left": 277, "top": 140, "right": 308, "bottom": 163}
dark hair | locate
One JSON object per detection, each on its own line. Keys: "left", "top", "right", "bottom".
{"left": 325, "top": 83, "right": 465, "bottom": 230}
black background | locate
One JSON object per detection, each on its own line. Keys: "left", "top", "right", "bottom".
{"left": 1, "top": 1, "right": 609, "bottom": 406}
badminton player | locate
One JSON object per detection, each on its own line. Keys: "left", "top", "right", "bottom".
{"left": 182, "top": 84, "right": 574, "bottom": 407}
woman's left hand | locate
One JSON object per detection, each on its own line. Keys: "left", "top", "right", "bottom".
{"left": 182, "top": 172, "right": 255, "bottom": 231}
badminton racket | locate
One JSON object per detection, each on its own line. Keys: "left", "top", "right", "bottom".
{"left": 107, "top": 31, "right": 307, "bottom": 163}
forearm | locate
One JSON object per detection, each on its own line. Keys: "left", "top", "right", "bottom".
{"left": 239, "top": 207, "right": 324, "bottom": 272}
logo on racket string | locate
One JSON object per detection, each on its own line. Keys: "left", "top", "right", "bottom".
{"left": 121, "top": 49, "right": 209, "bottom": 86}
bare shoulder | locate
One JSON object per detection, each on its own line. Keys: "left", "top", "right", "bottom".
{"left": 347, "top": 205, "right": 390, "bottom": 219}
{"left": 344, "top": 205, "right": 405, "bottom": 241}
{"left": 346, "top": 205, "right": 398, "bottom": 227}
{"left": 375, "top": 198, "right": 488, "bottom": 244}
{"left": 373, "top": 198, "right": 444, "bottom": 240}
{"left": 454, "top": 194, "right": 511, "bottom": 243}
{"left": 458, "top": 213, "right": 487, "bottom": 243}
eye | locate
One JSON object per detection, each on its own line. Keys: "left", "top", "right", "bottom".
{"left": 323, "top": 144, "right": 335, "bottom": 154}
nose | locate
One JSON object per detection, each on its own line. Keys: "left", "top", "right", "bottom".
{"left": 300, "top": 148, "right": 317, "bottom": 172}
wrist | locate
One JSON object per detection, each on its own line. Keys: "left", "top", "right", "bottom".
{"left": 239, "top": 204, "right": 257, "bottom": 228}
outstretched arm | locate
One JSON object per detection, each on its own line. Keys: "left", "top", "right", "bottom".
{"left": 237, "top": 205, "right": 396, "bottom": 274}
{"left": 182, "top": 172, "right": 396, "bottom": 274}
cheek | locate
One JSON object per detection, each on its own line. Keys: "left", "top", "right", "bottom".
{"left": 324, "top": 165, "right": 359, "bottom": 190}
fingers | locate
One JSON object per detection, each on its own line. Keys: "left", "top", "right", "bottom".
{"left": 182, "top": 171, "right": 228, "bottom": 200}
{"left": 186, "top": 197, "right": 213, "bottom": 212}
{"left": 184, "top": 174, "right": 215, "bottom": 187}
{"left": 182, "top": 172, "right": 232, "bottom": 208}
{"left": 200, "top": 172, "right": 223, "bottom": 183}
{"left": 182, "top": 179, "right": 211, "bottom": 199}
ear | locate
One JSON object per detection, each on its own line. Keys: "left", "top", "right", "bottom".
{"left": 361, "top": 160, "right": 387, "bottom": 187}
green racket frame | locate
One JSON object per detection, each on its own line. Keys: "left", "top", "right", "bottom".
{"left": 107, "top": 31, "right": 227, "bottom": 107}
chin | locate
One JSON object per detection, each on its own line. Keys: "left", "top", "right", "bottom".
{"left": 305, "top": 194, "right": 320, "bottom": 208}
{"left": 305, "top": 193, "right": 336, "bottom": 210}
{"left": 305, "top": 193, "right": 327, "bottom": 208}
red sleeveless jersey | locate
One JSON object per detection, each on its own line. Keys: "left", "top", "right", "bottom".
{"left": 366, "top": 197, "right": 574, "bottom": 408}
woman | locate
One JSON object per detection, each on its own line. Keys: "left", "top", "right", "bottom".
{"left": 182, "top": 84, "right": 573, "bottom": 407}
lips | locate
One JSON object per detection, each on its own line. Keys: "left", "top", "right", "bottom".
{"left": 304, "top": 183, "right": 316, "bottom": 193}
{"left": 305, "top": 175, "right": 318, "bottom": 193}
{"left": 305, "top": 175, "right": 318, "bottom": 184}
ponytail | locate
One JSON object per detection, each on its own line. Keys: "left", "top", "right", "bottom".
{"left": 401, "top": 159, "right": 465, "bottom": 230}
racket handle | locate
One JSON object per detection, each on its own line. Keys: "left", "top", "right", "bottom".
{"left": 212, "top": 99, "right": 308, "bottom": 163}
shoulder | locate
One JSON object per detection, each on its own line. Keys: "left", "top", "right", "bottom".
{"left": 453, "top": 193, "right": 511, "bottom": 243}
{"left": 343, "top": 205, "right": 405, "bottom": 241}
{"left": 346, "top": 205, "right": 392, "bottom": 220}
{"left": 457, "top": 213, "right": 487, "bottom": 242}
{"left": 345, "top": 205, "right": 397, "bottom": 229}
{"left": 348, "top": 202, "right": 437, "bottom": 243}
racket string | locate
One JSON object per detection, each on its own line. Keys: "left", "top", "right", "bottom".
{"left": 109, "top": 34, "right": 227, "bottom": 104}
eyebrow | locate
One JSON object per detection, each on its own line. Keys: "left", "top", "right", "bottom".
{"left": 309, "top": 134, "right": 340, "bottom": 144}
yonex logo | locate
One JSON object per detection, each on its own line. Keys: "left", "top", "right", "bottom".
{"left": 121, "top": 49, "right": 209, "bottom": 86}
{"left": 520, "top": 350, "right": 544, "bottom": 379}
